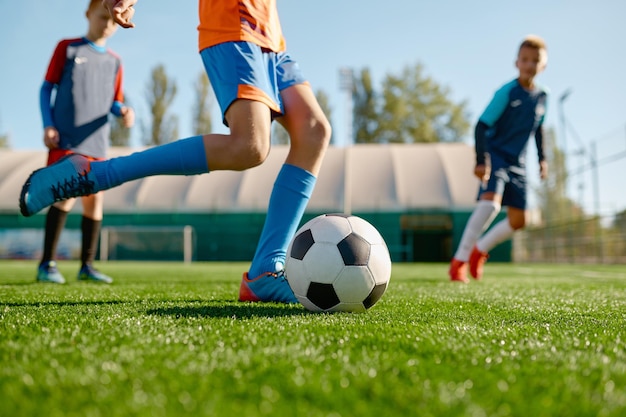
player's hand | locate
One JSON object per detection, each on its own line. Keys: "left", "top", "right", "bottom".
{"left": 120, "top": 107, "right": 135, "bottom": 128}
{"left": 102, "top": 0, "right": 137, "bottom": 28}
{"left": 43, "top": 127, "right": 60, "bottom": 150}
{"left": 539, "top": 160, "right": 548, "bottom": 180}
{"left": 474, "top": 164, "right": 490, "bottom": 184}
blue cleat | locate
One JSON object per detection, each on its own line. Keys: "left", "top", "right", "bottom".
{"left": 37, "top": 261, "right": 66, "bottom": 284}
{"left": 239, "top": 270, "right": 298, "bottom": 304}
{"left": 20, "top": 154, "right": 98, "bottom": 217}
{"left": 78, "top": 264, "right": 113, "bottom": 284}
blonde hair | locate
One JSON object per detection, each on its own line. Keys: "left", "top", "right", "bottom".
{"left": 519, "top": 34, "right": 548, "bottom": 64}
{"left": 88, "top": 0, "right": 102, "bottom": 11}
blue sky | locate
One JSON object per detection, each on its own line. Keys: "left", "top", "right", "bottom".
{"left": 1, "top": 0, "right": 625, "bottom": 215}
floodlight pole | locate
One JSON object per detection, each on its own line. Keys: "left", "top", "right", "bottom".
{"left": 558, "top": 89, "right": 573, "bottom": 262}
{"left": 558, "top": 89, "right": 572, "bottom": 169}
{"left": 339, "top": 67, "right": 354, "bottom": 147}
{"left": 339, "top": 68, "right": 355, "bottom": 215}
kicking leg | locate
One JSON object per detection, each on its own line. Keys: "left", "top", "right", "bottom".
{"left": 241, "top": 84, "right": 331, "bottom": 303}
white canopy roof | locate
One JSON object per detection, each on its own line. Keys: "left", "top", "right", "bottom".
{"left": 0, "top": 143, "right": 480, "bottom": 214}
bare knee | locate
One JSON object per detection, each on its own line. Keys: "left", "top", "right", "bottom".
{"left": 305, "top": 114, "right": 332, "bottom": 153}
{"left": 283, "top": 116, "right": 331, "bottom": 175}
{"left": 508, "top": 210, "right": 526, "bottom": 230}
{"left": 229, "top": 135, "right": 271, "bottom": 170}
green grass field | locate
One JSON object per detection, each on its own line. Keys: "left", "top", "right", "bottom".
{"left": 1, "top": 261, "right": 625, "bottom": 417}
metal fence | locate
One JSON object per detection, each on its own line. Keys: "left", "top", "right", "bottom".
{"left": 514, "top": 214, "right": 626, "bottom": 264}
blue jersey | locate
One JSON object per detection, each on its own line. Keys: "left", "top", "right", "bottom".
{"left": 479, "top": 79, "right": 548, "bottom": 167}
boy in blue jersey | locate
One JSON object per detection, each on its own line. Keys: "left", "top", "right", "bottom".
{"left": 20, "top": 0, "right": 331, "bottom": 303}
{"left": 449, "top": 35, "right": 549, "bottom": 283}
{"left": 36, "top": 0, "right": 135, "bottom": 284}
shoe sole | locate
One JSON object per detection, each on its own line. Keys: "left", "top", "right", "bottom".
{"left": 37, "top": 278, "right": 66, "bottom": 284}
{"left": 78, "top": 275, "right": 113, "bottom": 284}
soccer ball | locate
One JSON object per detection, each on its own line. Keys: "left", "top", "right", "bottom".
{"left": 285, "top": 214, "right": 392, "bottom": 313}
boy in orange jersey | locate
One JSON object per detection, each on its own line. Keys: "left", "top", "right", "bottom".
{"left": 21, "top": 0, "right": 331, "bottom": 303}
{"left": 36, "top": 0, "right": 135, "bottom": 284}
{"left": 449, "top": 35, "right": 549, "bottom": 283}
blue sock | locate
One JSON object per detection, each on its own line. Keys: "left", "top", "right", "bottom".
{"left": 249, "top": 164, "right": 316, "bottom": 277}
{"left": 91, "top": 136, "right": 208, "bottom": 189}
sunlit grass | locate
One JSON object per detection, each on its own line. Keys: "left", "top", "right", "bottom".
{"left": 1, "top": 261, "right": 625, "bottom": 417}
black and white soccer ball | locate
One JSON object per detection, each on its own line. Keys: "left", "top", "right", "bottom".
{"left": 285, "top": 214, "right": 392, "bottom": 313}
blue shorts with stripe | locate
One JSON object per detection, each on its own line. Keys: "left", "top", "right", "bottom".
{"left": 478, "top": 152, "right": 527, "bottom": 209}
{"left": 200, "top": 41, "right": 307, "bottom": 126}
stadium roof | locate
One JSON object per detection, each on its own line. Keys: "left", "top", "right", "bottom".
{"left": 0, "top": 143, "right": 479, "bottom": 214}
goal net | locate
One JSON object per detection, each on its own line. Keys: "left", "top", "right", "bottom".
{"left": 100, "top": 226, "right": 195, "bottom": 263}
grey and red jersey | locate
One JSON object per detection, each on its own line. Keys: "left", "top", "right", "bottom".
{"left": 41, "top": 37, "right": 125, "bottom": 158}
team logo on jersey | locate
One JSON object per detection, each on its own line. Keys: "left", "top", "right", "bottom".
{"left": 74, "top": 57, "right": 88, "bottom": 64}
{"left": 510, "top": 99, "right": 522, "bottom": 108}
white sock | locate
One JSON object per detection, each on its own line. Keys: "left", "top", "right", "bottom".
{"left": 454, "top": 200, "right": 500, "bottom": 261}
{"left": 477, "top": 219, "right": 515, "bottom": 253}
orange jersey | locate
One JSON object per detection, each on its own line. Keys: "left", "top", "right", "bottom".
{"left": 198, "top": 0, "right": 286, "bottom": 52}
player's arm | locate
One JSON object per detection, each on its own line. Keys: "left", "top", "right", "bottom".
{"left": 535, "top": 124, "right": 548, "bottom": 179}
{"left": 40, "top": 82, "right": 54, "bottom": 130}
{"left": 535, "top": 92, "right": 548, "bottom": 179}
{"left": 110, "top": 62, "right": 135, "bottom": 128}
{"left": 473, "top": 121, "right": 491, "bottom": 183}
{"left": 475, "top": 84, "right": 510, "bottom": 164}
{"left": 40, "top": 41, "right": 68, "bottom": 149}
{"left": 103, "top": 0, "right": 137, "bottom": 28}
{"left": 40, "top": 81, "right": 60, "bottom": 150}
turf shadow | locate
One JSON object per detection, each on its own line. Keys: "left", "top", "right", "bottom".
{"left": 147, "top": 302, "right": 309, "bottom": 319}
{"left": 2, "top": 300, "right": 127, "bottom": 307}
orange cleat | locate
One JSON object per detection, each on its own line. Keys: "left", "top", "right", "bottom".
{"left": 448, "top": 258, "right": 468, "bottom": 283}
{"left": 469, "top": 246, "right": 489, "bottom": 280}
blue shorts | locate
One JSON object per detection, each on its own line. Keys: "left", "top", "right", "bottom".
{"left": 478, "top": 152, "right": 527, "bottom": 209}
{"left": 200, "top": 41, "right": 307, "bottom": 126}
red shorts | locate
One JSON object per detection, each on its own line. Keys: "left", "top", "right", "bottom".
{"left": 47, "top": 149, "right": 103, "bottom": 166}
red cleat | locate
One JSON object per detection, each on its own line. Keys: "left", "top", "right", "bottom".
{"left": 448, "top": 258, "right": 468, "bottom": 283}
{"left": 469, "top": 246, "right": 489, "bottom": 280}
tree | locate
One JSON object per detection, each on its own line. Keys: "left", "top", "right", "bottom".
{"left": 379, "top": 63, "right": 470, "bottom": 143}
{"left": 192, "top": 72, "right": 213, "bottom": 135}
{"left": 272, "top": 88, "right": 334, "bottom": 145}
{"left": 352, "top": 68, "right": 379, "bottom": 144}
{"left": 143, "top": 64, "right": 178, "bottom": 145}
{"left": 0, "top": 132, "right": 8, "bottom": 148}
{"left": 535, "top": 127, "right": 581, "bottom": 225}
{"left": 352, "top": 63, "right": 470, "bottom": 144}
{"left": 110, "top": 97, "right": 132, "bottom": 147}
{"left": 0, "top": 114, "right": 9, "bottom": 148}
{"left": 613, "top": 209, "right": 626, "bottom": 233}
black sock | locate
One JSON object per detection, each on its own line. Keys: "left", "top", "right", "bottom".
{"left": 81, "top": 216, "right": 102, "bottom": 267}
{"left": 41, "top": 206, "right": 69, "bottom": 266}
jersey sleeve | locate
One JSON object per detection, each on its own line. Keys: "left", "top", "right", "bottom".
{"left": 113, "top": 61, "right": 125, "bottom": 104}
{"left": 40, "top": 81, "right": 55, "bottom": 128}
{"left": 535, "top": 124, "right": 545, "bottom": 162}
{"left": 44, "top": 40, "right": 71, "bottom": 84}
{"left": 109, "top": 60, "right": 125, "bottom": 117}
{"left": 478, "top": 81, "right": 515, "bottom": 127}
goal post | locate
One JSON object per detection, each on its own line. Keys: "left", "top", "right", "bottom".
{"left": 100, "top": 225, "right": 195, "bottom": 263}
